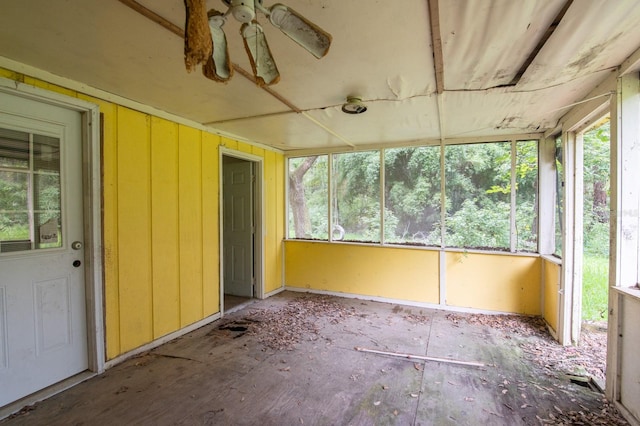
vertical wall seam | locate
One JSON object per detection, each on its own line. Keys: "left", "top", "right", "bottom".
{"left": 113, "top": 104, "right": 121, "bottom": 356}
{"left": 146, "top": 114, "right": 153, "bottom": 340}
{"left": 177, "top": 126, "right": 182, "bottom": 325}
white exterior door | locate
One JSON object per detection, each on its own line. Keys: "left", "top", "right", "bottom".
{"left": 0, "top": 92, "right": 87, "bottom": 407}
{"left": 223, "top": 158, "right": 254, "bottom": 298}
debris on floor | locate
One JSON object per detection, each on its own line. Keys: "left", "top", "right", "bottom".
{"left": 536, "top": 398, "right": 628, "bottom": 425}
{"left": 0, "top": 292, "right": 630, "bottom": 426}
{"left": 244, "top": 295, "right": 357, "bottom": 350}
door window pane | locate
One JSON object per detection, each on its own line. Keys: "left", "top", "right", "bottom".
{"left": 33, "top": 134, "right": 60, "bottom": 172}
{"left": 0, "top": 128, "right": 29, "bottom": 168}
{"left": 0, "top": 129, "right": 62, "bottom": 253}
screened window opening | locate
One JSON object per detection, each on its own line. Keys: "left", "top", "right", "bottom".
{"left": 384, "top": 146, "right": 441, "bottom": 246}
{"left": 332, "top": 151, "right": 380, "bottom": 243}
{"left": 288, "top": 155, "right": 327, "bottom": 240}
{"left": 445, "top": 142, "right": 511, "bottom": 250}
{"left": 287, "top": 140, "right": 539, "bottom": 253}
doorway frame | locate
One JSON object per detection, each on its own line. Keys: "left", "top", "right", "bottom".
{"left": 0, "top": 78, "right": 104, "bottom": 411}
{"left": 219, "top": 147, "right": 264, "bottom": 315}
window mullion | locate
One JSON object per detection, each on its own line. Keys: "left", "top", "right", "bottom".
{"left": 28, "top": 133, "right": 35, "bottom": 249}
{"left": 440, "top": 141, "right": 446, "bottom": 248}
{"left": 510, "top": 140, "right": 517, "bottom": 252}
{"left": 380, "top": 149, "right": 385, "bottom": 245}
{"left": 328, "top": 153, "right": 333, "bottom": 242}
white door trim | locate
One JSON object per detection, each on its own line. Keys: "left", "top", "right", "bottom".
{"left": 219, "top": 148, "right": 265, "bottom": 315}
{"left": 0, "top": 78, "right": 105, "bottom": 402}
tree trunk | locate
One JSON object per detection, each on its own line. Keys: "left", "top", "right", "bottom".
{"left": 289, "top": 156, "right": 318, "bottom": 238}
{"left": 592, "top": 180, "right": 608, "bottom": 222}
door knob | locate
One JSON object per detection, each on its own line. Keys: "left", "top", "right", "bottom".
{"left": 72, "top": 241, "right": 83, "bottom": 250}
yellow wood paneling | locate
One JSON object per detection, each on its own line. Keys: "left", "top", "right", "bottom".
{"left": 178, "top": 125, "right": 204, "bottom": 326}
{"left": 202, "top": 132, "right": 220, "bottom": 316}
{"left": 274, "top": 153, "right": 285, "bottom": 290}
{"left": 1, "top": 67, "right": 285, "bottom": 359}
{"left": 116, "top": 107, "right": 153, "bottom": 352}
{"left": 77, "top": 95, "right": 122, "bottom": 358}
{"left": 221, "top": 136, "right": 238, "bottom": 150}
{"left": 264, "top": 151, "right": 278, "bottom": 293}
{"left": 251, "top": 145, "right": 265, "bottom": 157}
{"left": 23, "top": 76, "right": 78, "bottom": 98}
{"left": 237, "top": 142, "right": 253, "bottom": 155}
{"left": 285, "top": 241, "right": 440, "bottom": 303}
{"left": 446, "top": 252, "right": 541, "bottom": 314}
{"left": 543, "top": 259, "right": 560, "bottom": 331}
{"left": 0, "top": 67, "right": 25, "bottom": 82}
{"left": 150, "top": 117, "right": 180, "bottom": 337}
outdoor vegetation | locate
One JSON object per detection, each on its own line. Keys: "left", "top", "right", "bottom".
{"left": 581, "top": 120, "right": 610, "bottom": 322}
{"left": 288, "top": 127, "right": 610, "bottom": 322}
{"left": 0, "top": 129, "right": 62, "bottom": 251}
{"left": 289, "top": 140, "right": 538, "bottom": 251}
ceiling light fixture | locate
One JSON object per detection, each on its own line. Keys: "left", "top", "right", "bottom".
{"left": 341, "top": 96, "right": 367, "bottom": 114}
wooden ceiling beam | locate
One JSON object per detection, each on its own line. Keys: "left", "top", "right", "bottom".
{"left": 115, "top": 0, "right": 302, "bottom": 113}
{"left": 428, "top": 0, "right": 444, "bottom": 95}
{"left": 509, "top": 0, "right": 574, "bottom": 85}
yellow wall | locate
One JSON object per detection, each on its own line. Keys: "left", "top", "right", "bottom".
{"left": 542, "top": 258, "right": 560, "bottom": 332}
{"left": 0, "top": 67, "right": 285, "bottom": 359}
{"left": 285, "top": 242, "right": 440, "bottom": 304}
{"left": 446, "top": 252, "right": 541, "bottom": 314}
{"left": 285, "top": 241, "right": 542, "bottom": 315}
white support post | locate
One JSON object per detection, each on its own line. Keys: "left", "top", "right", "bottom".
{"left": 558, "top": 131, "right": 576, "bottom": 346}
{"left": 606, "top": 73, "right": 640, "bottom": 410}
{"left": 571, "top": 133, "right": 584, "bottom": 344}
{"left": 380, "top": 149, "right": 385, "bottom": 244}
{"left": 510, "top": 140, "right": 517, "bottom": 252}
{"left": 538, "top": 137, "right": 557, "bottom": 255}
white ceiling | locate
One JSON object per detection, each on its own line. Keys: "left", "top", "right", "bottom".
{"left": 1, "top": 0, "right": 639, "bottom": 151}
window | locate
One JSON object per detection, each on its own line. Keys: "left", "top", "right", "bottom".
{"left": 287, "top": 140, "right": 539, "bottom": 253}
{"left": 384, "top": 146, "right": 441, "bottom": 246}
{"left": 288, "top": 155, "right": 327, "bottom": 240}
{"left": 555, "top": 137, "right": 563, "bottom": 257}
{"left": 445, "top": 142, "right": 511, "bottom": 250}
{"left": 332, "top": 151, "right": 380, "bottom": 243}
{"left": 0, "top": 128, "right": 62, "bottom": 253}
{"left": 515, "top": 140, "right": 539, "bottom": 251}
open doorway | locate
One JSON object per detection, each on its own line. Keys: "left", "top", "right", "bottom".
{"left": 568, "top": 116, "right": 610, "bottom": 385}
{"left": 221, "top": 153, "right": 262, "bottom": 314}
{"left": 579, "top": 119, "right": 610, "bottom": 386}
{"left": 581, "top": 118, "right": 611, "bottom": 327}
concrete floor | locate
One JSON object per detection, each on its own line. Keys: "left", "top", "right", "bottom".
{"left": 2, "top": 292, "right": 612, "bottom": 425}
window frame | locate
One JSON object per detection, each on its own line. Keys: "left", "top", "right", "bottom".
{"left": 286, "top": 138, "right": 540, "bottom": 254}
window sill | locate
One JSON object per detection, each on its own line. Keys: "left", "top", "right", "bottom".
{"left": 613, "top": 286, "right": 640, "bottom": 302}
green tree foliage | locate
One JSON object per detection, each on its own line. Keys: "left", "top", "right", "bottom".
{"left": 0, "top": 171, "right": 29, "bottom": 239}
{"left": 583, "top": 121, "right": 610, "bottom": 258}
{"left": 333, "top": 151, "right": 381, "bottom": 241}
{"left": 289, "top": 141, "right": 539, "bottom": 251}
{"left": 385, "top": 147, "right": 440, "bottom": 245}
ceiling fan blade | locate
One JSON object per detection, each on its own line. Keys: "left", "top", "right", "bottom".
{"left": 268, "top": 4, "right": 331, "bottom": 59}
{"left": 203, "top": 11, "right": 233, "bottom": 82}
{"left": 184, "top": 0, "right": 213, "bottom": 72}
{"left": 241, "top": 22, "right": 280, "bottom": 86}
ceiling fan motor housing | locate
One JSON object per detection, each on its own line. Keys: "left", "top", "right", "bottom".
{"left": 229, "top": 0, "right": 255, "bottom": 22}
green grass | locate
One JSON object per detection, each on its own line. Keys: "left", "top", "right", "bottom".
{"left": 582, "top": 255, "right": 609, "bottom": 321}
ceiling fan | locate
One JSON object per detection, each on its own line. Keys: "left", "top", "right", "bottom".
{"left": 184, "top": 0, "right": 332, "bottom": 86}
